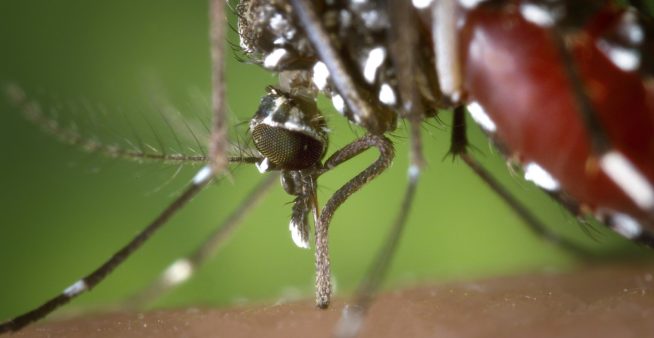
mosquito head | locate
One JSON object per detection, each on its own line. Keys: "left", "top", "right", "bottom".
{"left": 250, "top": 86, "right": 328, "bottom": 172}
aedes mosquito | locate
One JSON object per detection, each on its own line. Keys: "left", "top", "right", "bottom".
{"left": 2, "top": 0, "right": 653, "bottom": 336}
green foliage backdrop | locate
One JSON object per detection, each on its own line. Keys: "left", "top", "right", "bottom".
{"left": 0, "top": 0, "right": 650, "bottom": 321}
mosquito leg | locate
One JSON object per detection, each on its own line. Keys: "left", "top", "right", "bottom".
{"left": 460, "top": 152, "right": 598, "bottom": 257}
{"left": 451, "top": 106, "right": 595, "bottom": 258}
{"left": 0, "top": 1, "right": 237, "bottom": 330}
{"left": 386, "top": 0, "right": 427, "bottom": 171}
{"left": 333, "top": 3, "right": 427, "bottom": 335}
{"left": 334, "top": 157, "right": 419, "bottom": 338}
{"left": 126, "top": 173, "right": 279, "bottom": 308}
{"left": 600, "top": 212, "right": 654, "bottom": 248}
{"left": 312, "top": 135, "right": 394, "bottom": 309}
{"left": 208, "top": 0, "right": 228, "bottom": 175}
{"left": 127, "top": 1, "right": 249, "bottom": 303}
{"left": 0, "top": 166, "right": 216, "bottom": 334}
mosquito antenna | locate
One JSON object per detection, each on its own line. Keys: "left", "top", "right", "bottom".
{"left": 120, "top": 107, "right": 149, "bottom": 158}
{"left": 182, "top": 117, "right": 208, "bottom": 157}
{"left": 4, "top": 84, "right": 210, "bottom": 165}
{"left": 127, "top": 173, "right": 279, "bottom": 308}
{"left": 185, "top": 87, "right": 213, "bottom": 136}
{"left": 142, "top": 112, "right": 170, "bottom": 156}
{"left": 144, "top": 80, "right": 210, "bottom": 154}
{"left": 158, "top": 109, "right": 186, "bottom": 154}
{"left": 0, "top": 166, "right": 216, "bottom": 333}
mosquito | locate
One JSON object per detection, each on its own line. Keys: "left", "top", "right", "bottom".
{"left": 2, "top": 1, "right": 654, "bottom": 337}
{"left": 0, "top": 0, "right": 406, "bottom": 333}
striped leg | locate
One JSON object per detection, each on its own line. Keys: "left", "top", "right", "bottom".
{"left": 0, "top": 167, "right": 214, "bottom": 334}
{"left": 126, "top": 173, "right": 278, "bottom": 308}
{"left": 334, "top": 1, "right": 428, "bottom": 336}
{"left": 0, "top": 0, "right": 232, "bottom": 332}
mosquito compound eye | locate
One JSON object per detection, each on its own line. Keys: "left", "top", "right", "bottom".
{"left": 252, "top": 124, "right": 324, "bottom": 170}
{"left": 250, "top": 87, "right": 328, "bottom": 171}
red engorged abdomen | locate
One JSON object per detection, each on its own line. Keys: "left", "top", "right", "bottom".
{"left": 459, "top": 4, "right": 654, "bottom": 224}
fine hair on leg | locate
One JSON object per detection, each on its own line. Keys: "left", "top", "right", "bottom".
{"left": 313, "top": 135, "right": 395, "bottom": 309}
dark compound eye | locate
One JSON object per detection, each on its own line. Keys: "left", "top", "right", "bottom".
{"left": 252, "top": 124, "right": 325, "bottom": 170}
{"left": 250, "top": 87, "right": 328, "bottom": 171}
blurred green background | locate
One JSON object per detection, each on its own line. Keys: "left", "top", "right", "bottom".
{"left": 0, "top": 0, "right": 651, "bottom": 322}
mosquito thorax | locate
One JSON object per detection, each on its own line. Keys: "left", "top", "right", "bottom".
{"left": 250, "top": 87, "right": 328, "bottom": 172}
{"left": 237, "top": 0, "right": 317, "bottom": 71}
{"left": 237, "top": 0, "right": 407, "bottom": 135}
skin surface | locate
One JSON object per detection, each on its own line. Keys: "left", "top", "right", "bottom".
{"left": 13, "top": 262, "right": 654, "bottom": 338}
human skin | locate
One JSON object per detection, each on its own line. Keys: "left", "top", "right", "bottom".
{"left": 12, "top": 262, "right": 654, "bottom": 338}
